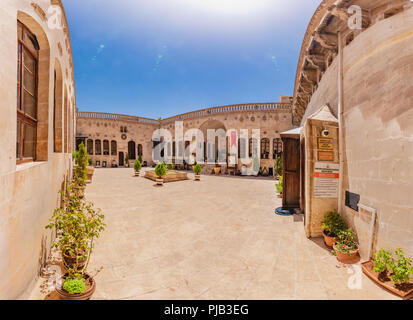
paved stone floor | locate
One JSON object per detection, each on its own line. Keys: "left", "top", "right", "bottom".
{"left": 29, "top": 168, "right": 397, "bottom": 300}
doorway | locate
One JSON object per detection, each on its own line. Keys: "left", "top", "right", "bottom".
{"left": 281, "top": 137, "right": 300, "bottom": 208}
{"left": 119, "top": 152, "right": 124, "bottom": 166}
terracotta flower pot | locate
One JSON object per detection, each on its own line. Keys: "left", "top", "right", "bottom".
{"left": 279, "top": 193, "right": 283, "bottom": 198}
{"left": 195, "top": 174, "right": 201, "bottom": 181}
{"left": 62, "top": 251, "right": 86, "bottom": 270}
{"left": 86, "top": 167, "right": 94, "bottom": 183}
{"left": 333, "top": 244, "right": 360, "bottom": 264}
{"left": 156, "top": 178, "right": 164, "bottom": 186}
{"left": 213, "top": 167, "right": 220, "bottom": 175}
{"left": 56, "top": 273, "right": 96, "bottom": 300}
{"left": 134, "top": 170, "right": 140, "bottom": 176}
{"left": 322, "top": 230, "right": 339, "bottom": 248}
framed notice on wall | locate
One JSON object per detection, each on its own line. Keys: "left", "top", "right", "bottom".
{"left": 317, "top": 138, "right": 333, "bottom": 150}
{"left": 314, "top": 162, "right": 339, "bottom": 198}
{"left": 318, "top": 151, "right": 334, "bottom": 161}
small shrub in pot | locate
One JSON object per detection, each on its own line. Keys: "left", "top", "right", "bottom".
{"left": 321, "top": 210, "right": 346, "bottom": 247}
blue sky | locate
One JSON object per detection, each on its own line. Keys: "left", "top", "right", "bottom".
{"left": 63, "top": 0, "right": 320, "bottom": 119}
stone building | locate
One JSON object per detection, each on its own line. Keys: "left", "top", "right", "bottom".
{"left": 0, "top": 0, "right": 76, "bottom": 298}
{"left": 281, "top": 0, "right": 413, "bottom": 259}
{"left": 76, "top": 96, "right": 294, "bottom": 175}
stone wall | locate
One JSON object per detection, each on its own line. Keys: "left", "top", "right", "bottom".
{"left": 76, "top": 102, "right": 294, "bottom": 172}
{"left": 0, "top": 0, "right": 76, "bottom": 299}
{"left": 296, "top": 3, "right": 413, "bottom": 258}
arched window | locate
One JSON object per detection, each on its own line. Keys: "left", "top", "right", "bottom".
{"left": 128, "top": 141, "right": 136, "bottom": 160}
{"left": 137, "top": 144, "right": 143, "bottom": 157}
{"left": 111, "top": 140, "right": 117, "bottom": 156}
{"left": 273, "top": 138, "right": 283, "bottom": 158}
{"left": 87, "top": 139, "right": 93, "bottom": 155}
{"left": 261, "top": 138, "right": 270, "bottom": 159}
{"left": 16, "top": 21, "right": 39, "bottom": 162}
{"left": 103, "top": 140, "right": 109, "bottom": 155}
{"left": 95, "top": 139, "right": 101, "bottom": 155}
{"left": 53, "top": 60, "right": 63, "bottom": 153}
{"left": 64, "top": 87, "right": 68, "bottom": 153}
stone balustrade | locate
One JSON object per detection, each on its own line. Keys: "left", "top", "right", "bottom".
{"left": 77, "top": 102, "right": 292, "bottom": 125}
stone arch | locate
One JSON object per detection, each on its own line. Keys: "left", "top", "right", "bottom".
{"left": 199, "top": 119, "right": 226, "bottom": 163}
{"left": 17, "top": 11, "right": 50, "bottom": 161}
{"left": 53, "top": 59, "right": 63, "bottom": 152}
{"left": 111, "top": 140, "right": 117, "bottom": 156}
{"left": 95, "top": 139, "right": 101, "bottom": 155}
{"left": 87, "top": 139, "right": 93, "bottom": 155}
{"left": 63, "top": 86, "right": 68, "bottom": 153}
{"left": 128, "top": 141, "right": 136, "bottom": 160}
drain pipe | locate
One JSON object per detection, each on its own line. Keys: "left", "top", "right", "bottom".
{"left": 358, "top": 204, "right": 377, "bottom": 261}
{"left": 337, "top": 32, "right": 345, "bottom": 214}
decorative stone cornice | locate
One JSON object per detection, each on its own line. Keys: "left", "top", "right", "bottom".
{"left": 31, "top": 3, "right": 47, "bottom": 22}
{"left": 291, "top": 0, "right": 408, "bottom": 125}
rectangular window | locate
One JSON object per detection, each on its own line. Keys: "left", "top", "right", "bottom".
{"left": 103, "top": 140, "right": 109, "bottom": 155}
{"left": 17, "top": 21, "right": 38, "bottom": 163}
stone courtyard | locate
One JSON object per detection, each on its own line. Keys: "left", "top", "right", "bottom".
{"left": 29, "top": 168, "right": 395, "bottom": 300}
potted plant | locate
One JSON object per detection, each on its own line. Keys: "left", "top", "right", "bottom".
{"left": 134, "top": 160, "right": 141, "bottom": 176}
{"left": 167, "top": 163, "right": 174, "bottom": 170}
{"left": 275, "top": 155, "right": 282, "bottom": 179}
{"left": 125, "top": 153, "right": 129, "bottom": 167}
{"left": 73, "top": 143, "right": 88, "bottom": 197}
{"left": 333, "top": 228, "right": 360, "bottom": 264}
{"left": 276, "top": 176, "right": 283, "bottom": 198}
{"left": 213, "top": 158, "right": 221, "bottom": 175}
{"left": 87, "top": 158, "right": 94, "bottom": 183}
{"left": 362, "top": 248, "right": 413, "bottom": 298}
{"left": 47, "top": 186, "right": 105, "bottom": 300}
{"left": 193, "top": 163, "right": 202, "bottom": 181}
{"left": 320, "top": 210, "right": 346, "bottom": 248}
{"left": 155, "top": 162, "right": 167, "bottom": 186}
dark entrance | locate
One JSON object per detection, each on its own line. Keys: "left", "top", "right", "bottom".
{"left": 76, "top": 137, "right": 86, "bottom": 151}
{"left": 128, "top": 141, "right": 136, "bottom": 160}
{"left": 281, "top": 137, "right": 300, "bottom": 208}
{"left": 119, "top": 152, "right": 124, "bottom": 166}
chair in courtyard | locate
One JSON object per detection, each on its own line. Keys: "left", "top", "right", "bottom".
{"left": 227, "top": 156, "right": 237, "bottom": 176}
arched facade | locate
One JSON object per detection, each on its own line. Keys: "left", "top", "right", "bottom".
{"left": 0, "top": 1, "right": 76, "bottom": 299}
{"left": 76, "top": 98, "right": 295, "bottom": 173}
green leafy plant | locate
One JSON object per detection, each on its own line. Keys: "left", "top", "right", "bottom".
{"left": 125, "top": 153, "right": 129, "bottom": 165}
{"left": 335, "top": 228, "right": 358, "bottom": 256}
{"left": 155, "top": 162, "right": 167, "bottom": 178}
{"left": 373, "top": 249, "right": 394, "bottom": 274}
{"left": 46, "top": 184, "right": 106, "bottom": 280}
{"left": 321, "top": 210, "right": 346, "bottom": 237}
{"left": 193, "top": 163, "right": 202, "bottom": 175}
{"left": 88, "top": 158, "right": 93, "bottom": 166}
{"left": 134, "top": 160, "right": 142, "bottom": 172}
{"left": 72, "top": 151, "right": 80, "bottom": 165}
{"left": 167, "top": 163, "right": 174, "bottom": 170}
{"left": 276, "top": 176, "right": 283, "bottom": 194}
{"left": 74, "top": 143, "right": 88, "bottom": 187}
{"left": 275, "top": 155, "right": 283, "bottom": 177}
{"left": 391, "top": 249, "right": 413, "bottom": 285}
{"left": 63, "top": 278, "right": 86, "bottom": 295}
{"left": 138, "top": 155, "right": 143, "bottom": 164}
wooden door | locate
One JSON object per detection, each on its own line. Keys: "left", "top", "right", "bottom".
{"left": 282, "top": 137, "right": 300, "bottom": 208}
{"left": 119, "top": 152, "right": 124, "bottom": 166}
{"left": 300, "top": 139, "right": 306, "bottom": 214}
